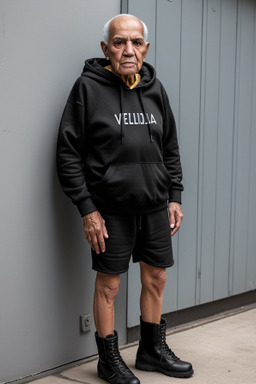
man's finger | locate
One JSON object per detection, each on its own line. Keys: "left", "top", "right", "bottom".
{"left": 91, "top": 234, "right": 100, "bottom": 254}
{"left": 171, "top": 226, "right": 178, "bottom": 237}
{"left": 103, "top": 224, "right": 109, "bottom": 239}
{"left": 169, "top": 211, "right": 176, "bottom": 229}
{"left": 98, "top": 235, "right": 106, "bottom": 253}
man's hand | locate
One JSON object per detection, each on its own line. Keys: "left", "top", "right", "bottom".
{"left": 83, "top": 211, "right": 108, "bottom": 254}
{"left": 168, "top": 202, "right": 184, "bottom": 236}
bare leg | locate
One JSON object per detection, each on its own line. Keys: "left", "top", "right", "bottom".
{"left": 139, "top": 261, "right": 167, "bottom": 324}
{"left": 93, "top": 272, "right": 120, "bottom": 337}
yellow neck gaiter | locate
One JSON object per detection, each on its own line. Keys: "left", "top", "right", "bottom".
{"left": 105, "top": 65, "right": 141, "bottom": 89}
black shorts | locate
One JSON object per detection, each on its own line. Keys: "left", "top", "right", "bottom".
{"left": 91, "top": 208, "right": 174, "bottom": 274}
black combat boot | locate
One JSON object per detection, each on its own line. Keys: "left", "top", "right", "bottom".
{"left": 95, "top": 331, "right": 140, "bottom": 384}
{"left": 135, "top": 318, "right": 193, "bottom": 378}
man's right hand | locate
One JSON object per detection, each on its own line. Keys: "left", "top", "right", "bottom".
{"left": 83, "top": 211, "right": 108, "bottom": 254}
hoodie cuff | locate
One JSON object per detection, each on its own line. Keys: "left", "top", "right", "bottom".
{"left": 168, "top": 189, "right": 182, "bottom": 205}
{"left": 77, "top": 197, "right": 98, "bottom": 217}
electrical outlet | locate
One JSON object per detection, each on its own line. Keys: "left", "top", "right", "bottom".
{"left": 80, "top": 314, "right": 91, "bottom": 333}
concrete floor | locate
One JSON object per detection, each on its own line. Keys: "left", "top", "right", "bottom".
{"left": 26, "top": 306, "right": 256, "bottom": 384}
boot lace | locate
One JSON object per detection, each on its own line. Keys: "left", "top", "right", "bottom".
{"left": 106, "top": 338, "right": 132, "bottom": 375}
{"left": 159, "top": 327, "right": 180, "bottom": 361}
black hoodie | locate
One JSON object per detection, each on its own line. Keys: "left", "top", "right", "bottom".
{"left": 57, "top": 58, "right": 183, "bottom": 216}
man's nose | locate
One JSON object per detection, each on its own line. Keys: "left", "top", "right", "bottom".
{"left": 124, "top": 41, "right": 135, "bottom": 56}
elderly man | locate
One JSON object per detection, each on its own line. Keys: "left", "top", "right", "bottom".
{"left": 57, "top": 14, "right": 193, "bottom": 384}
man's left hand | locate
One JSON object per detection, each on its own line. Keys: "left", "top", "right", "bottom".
{"left": 168, "top": 202, "right": 183, "bottom": 236}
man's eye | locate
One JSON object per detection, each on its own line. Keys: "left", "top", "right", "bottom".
{"left": 134, "top": 41, "right": 142, "bottom": 46}
{"left": 115, "top": 41, "right": 123, "bottom": 46}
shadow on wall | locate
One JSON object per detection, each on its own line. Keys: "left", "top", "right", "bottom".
{"left": 38, "top": 120, "right": 97, "bottom": 361}
{"left": 50, "top": 139, "right": 94, "bottom": 296}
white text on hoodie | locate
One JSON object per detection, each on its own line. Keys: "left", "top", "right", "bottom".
{"left": 114, "top": 113, "right": 157, "bottom": 126}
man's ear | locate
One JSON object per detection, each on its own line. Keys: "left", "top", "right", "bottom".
{"left": 101, "top": 41, "right": 108, "bottom": 58}
{"left": 143, "top": 42, "right": 150, "bottom": 61}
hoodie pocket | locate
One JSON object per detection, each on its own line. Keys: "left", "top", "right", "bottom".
{"left": 95, "top": 163, "right": 171, "bottom": 207}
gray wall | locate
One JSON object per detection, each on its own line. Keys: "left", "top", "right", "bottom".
{"left": 0, "top": 1, "right": 123, "bottom": 383}
{"left": 1, "top": 0, "right": 256, "bottom": 382}
{"left": 126, "top": 0, "right": 256, "bottom": 327}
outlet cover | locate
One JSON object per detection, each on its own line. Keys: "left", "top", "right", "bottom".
{"left": 80, "top": 314, "right": 91, "bottom": 333}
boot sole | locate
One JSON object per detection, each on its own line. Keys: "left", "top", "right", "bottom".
{"left": 98, "top": 369, "right": 141, "bottom": 384}
{"left": 98, "top": 371, "right": 119, "bottom": 384}
{"left": 135, "top": 361, "right": 194, "bottom": 378}
{"left": 98, "top": 371, "right": 111, "bottom": 383}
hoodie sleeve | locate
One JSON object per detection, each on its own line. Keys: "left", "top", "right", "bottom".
{"left": 161, "top": 85, "right": 184, "bottom": 204}
{"left": 56, "top": 79, "right": 97, "bottom": 216}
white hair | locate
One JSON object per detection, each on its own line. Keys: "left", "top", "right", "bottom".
{"left": 103, "top": 14, "right": 149, "bottom": 43}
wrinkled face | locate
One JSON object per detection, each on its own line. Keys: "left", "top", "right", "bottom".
{"left": 101, "top": 16, "right": 150, "bottom": 78}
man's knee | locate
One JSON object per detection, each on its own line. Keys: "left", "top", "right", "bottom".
{"left": 151, "top": 268, "right": 167, "bottom": 293}
{"left": 141, "top": 266, "right": 167, "bottom": 297}
{"left": 96, "top": 273, "right": 120, "bottom": 304}
{"left": 155, "top": 268, "right": 167, "bottom": 288}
